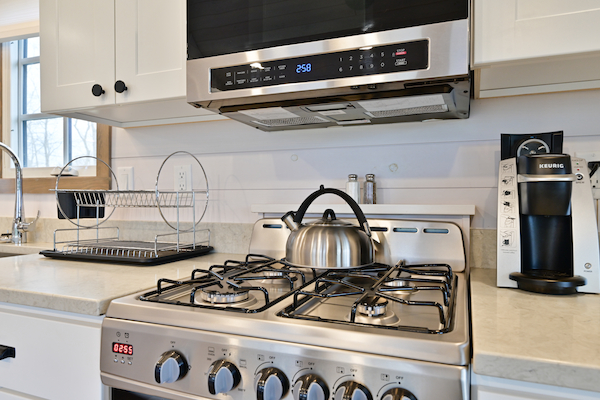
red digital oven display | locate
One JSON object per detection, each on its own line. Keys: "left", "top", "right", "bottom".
{"left": 112, "top": 342, "right": 133, "bottom": 355}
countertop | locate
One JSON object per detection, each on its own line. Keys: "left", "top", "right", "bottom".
{"left": 5, "top": 251, "right": 600, "bottom": 392}
{"left": 471, "top": 268, "right": 600, "bottom": 393}
{"left": 0, "top": 242, "right": 53, "bottom": 255}
{"left": 0, "top": 251, "right": 244, "bottom": 316}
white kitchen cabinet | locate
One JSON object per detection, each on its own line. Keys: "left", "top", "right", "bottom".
{"left": 472, "top": 0, "right": 600, "bottom": 98}
{"left": 40, "top": 0, "right": 222, "bottom": 127}
{"left": 0, "top": 302, "right": 108, "bottom": 400}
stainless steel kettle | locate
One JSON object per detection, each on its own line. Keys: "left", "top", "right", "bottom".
{"left": 281, "top": 185, "right": 373, "bottom": 269}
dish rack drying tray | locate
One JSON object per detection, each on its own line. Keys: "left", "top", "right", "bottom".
{"left": 40, "top": 153, "right": 213, "bottom": 266}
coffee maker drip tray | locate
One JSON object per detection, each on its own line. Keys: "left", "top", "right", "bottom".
{"left": 509, "top": 271, "right": 585, "bottom": 295}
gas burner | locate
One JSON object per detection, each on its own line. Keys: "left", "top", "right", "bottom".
{"left": 263, "top": 270, "right": 285, "bottom": 277}
{"left": 357, "top": 296, "right": 388, "bottom": 316}
{"left": 348, "top": 297, "right": 400, "bottom": 325}
{"left": 254, "top": 269, "right": 292, "bottom": 286}
{"left": 349, "top": 310, "right": 400, "bottom": 326}
{"left": 141, "top": 256, "right": 314, "bottom": 312}
{"left": 382, "top": 271, "right": 414, "bottom": 289}
{"left": 280, "top": 263, "right": 456, "bottom": 333}
{"left": 197, "top": 287, "right": 254, "bottom": 306}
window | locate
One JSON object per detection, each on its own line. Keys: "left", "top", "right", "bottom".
{"left": 6, "top": 36, "right": 97, "bottom": 174}
{"left": 1, "top": 36, "right": 110, "bottom": 193}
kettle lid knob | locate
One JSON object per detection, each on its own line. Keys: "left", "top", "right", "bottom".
{"left": 323, "top": 209, "right": 336, "bottom": 220}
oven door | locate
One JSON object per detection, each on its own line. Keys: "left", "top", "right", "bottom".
{"left": 111, "top": 388, "right": 169, "bottom": 400}
{"left": 187, "top": 0, "right": 469, "bottom": 59}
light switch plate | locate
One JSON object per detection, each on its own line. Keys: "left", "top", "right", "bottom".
{"left": 117, "top": 167, "right": 134, "bottom": 190}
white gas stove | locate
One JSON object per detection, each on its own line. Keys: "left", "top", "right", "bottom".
{"left": 100, "top": 217, "right": 471, "bottom": 400}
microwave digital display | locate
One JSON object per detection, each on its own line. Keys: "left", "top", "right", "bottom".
{"left": 210, "top": 40, "right": 428, "bottom": 92}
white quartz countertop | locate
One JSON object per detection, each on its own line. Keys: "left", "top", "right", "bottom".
{"left": 0, "top": 252, "right": 244, "bottom": 316}
{"left": 0, "top": 242, "right": 53, "bottom": 255}
{"left": 471, "top": 268, "right": 600, "bottom": 392}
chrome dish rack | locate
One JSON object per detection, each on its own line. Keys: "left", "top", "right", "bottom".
{"left": 40, "top": 152, "right": 213, "bottom": 265}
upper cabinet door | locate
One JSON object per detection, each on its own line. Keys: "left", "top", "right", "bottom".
{"left": 114, "top": 0, "right": 186, "bottom": 104}
{"left": 41, "top": 0, "right": 115, "bottom": 112}
{"left": 473, "top": 0, "right": 600, "bottom": 66}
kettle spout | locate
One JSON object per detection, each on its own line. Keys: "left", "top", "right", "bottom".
{"left": 281, "top": 211, "right": 300, "bottom": 231}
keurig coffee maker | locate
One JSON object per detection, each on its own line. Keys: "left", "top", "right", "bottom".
{"left": 497, "top": 132, "right": 600, "bottom": 294}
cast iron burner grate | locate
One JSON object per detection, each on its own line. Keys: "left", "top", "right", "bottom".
{"left": 139, "top": 254, "right": 318, "bottom": 313}
{"left": 277, "top": 262, "right": 458, "bottom": 334}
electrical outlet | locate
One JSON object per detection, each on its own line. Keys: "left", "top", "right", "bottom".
{"left": 117, "top": 167, "right": 134, "bottom": 190}
{"left": 174, "top": 165, "right": 193, "bottom": 191}
{"left": 593, "top": 173, "right": 600, "bottom": 200}
{"left": 574, "top": 152, "right": 600, "bottom": 199}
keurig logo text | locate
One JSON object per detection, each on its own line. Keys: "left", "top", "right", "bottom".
{"left": 538, "top": 163, "right": 565, "bottom": 169}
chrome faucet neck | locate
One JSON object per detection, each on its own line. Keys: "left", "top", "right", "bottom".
{"left": 0, "top": 142, "right": 26, "bottom": 244}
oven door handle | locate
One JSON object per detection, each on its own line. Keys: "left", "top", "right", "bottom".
{"left": 0, "top": 344, "right": 15, "bottom": 360}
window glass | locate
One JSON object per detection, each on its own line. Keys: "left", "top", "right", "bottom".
{"left": 24, "top": 36, "right": 40, "bottom": 58}
{"left": 24, "top": 118, "right": 64, "bottom": 168}
{"left": 24, "top": 63, "right": 41, "bottom": 114}
{"left": 70, "top": 119, "right": 97, "bottom": 166}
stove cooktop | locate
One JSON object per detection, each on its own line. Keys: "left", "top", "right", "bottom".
{"left": 137, "top": 255, "right": 458, "bottom": 335}
{"left": 100, "top": 218, "right": 471, "bottom": 400}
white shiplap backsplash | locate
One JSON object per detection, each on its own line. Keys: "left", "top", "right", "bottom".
{"left": 1, "top": 89, "right": 600, "bottom": 231}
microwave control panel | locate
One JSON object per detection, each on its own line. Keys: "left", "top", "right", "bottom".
{"left": 210, "top": 40, "right": 429, "bottom": 92}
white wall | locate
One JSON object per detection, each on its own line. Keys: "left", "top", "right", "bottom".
{"left": 2, "top": 89, "right": 600, "bottom": 230}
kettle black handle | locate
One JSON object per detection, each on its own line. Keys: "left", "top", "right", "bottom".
{"left": 293, "top": 185, "right": 371, "bottom": 236}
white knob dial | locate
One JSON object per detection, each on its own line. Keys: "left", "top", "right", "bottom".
{"left": 381, "top": 387, "right": 417, "bottom": 400}
{"left": 255, "top": 367, "right": 289, "bottom": 400}
{"left": 334, "top": 381, "right": 372, "bottom": 400}
{"left": 208, "top": 360, "right": 241, "bottom": 395}
{"left": 293, "top": 374, "right": 329, "bottom": 400}
{"left": 154, "top": 350, "right": 188, "bottom": 384}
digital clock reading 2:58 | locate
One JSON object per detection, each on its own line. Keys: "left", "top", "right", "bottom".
{"left": 112, "top": 342, "right": 133, "bottom": 355}
{"left": 296, "top": 63, "right": 312, "bottom": 73}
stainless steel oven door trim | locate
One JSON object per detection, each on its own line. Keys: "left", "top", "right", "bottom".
{"left": 104, "top": 375, "right": 205, "bottom": 400}
{"left": 187, "top": 19, "right": 469, "bottom": 105}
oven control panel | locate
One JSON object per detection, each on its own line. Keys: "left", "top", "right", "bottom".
{"left": 101, "top": 318, "right": 467, "bottom": 400}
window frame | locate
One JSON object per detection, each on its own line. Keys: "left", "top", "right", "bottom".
{"left": 0, "top": 40, "right": 111, "bottom": 194}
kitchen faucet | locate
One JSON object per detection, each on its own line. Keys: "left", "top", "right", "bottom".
{"left": 0, "top": 142, "right": 38, "bottom": 244}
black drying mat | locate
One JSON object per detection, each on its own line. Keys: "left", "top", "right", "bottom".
{"left": 40, "top": 243, "right": 213, "bottom": 266}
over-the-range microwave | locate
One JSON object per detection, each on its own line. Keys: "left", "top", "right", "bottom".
{"left": 186, "top": 0, "right": 470, "bottom": 131}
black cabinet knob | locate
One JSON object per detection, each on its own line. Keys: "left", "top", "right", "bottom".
{"left": 114, "top": 80, "right": 128, "bottom": 93}
{"left": 91, "top": 84, "right": 105, "bottom": 97}
{"left": 0, "top": 345, "right": 15, "bottom": 360}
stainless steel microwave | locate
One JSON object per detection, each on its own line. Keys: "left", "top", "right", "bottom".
{"left": 187, "top": 0, "right": 471, "bottom": 131}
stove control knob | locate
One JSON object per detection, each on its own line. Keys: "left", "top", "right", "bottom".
{"left": 154, "top": 350, "right": 188, "bottom": 384}
{"left": 255, "top": 367, "right": 290, "bottom": 400}
{"left": 208, "top": 360, "right": 242, "bottom": 395}
{"left": 381, "top": 387, "right": 417, "bottom": 400}
{"left": 334, "top": 381, "right": 373, "bottom": 400}
{"left": 293, "top": 374, "right": 329, "bottom": 400}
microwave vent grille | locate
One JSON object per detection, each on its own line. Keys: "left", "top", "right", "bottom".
{"left": 366, "top": 104, "right": 448, "bottom": 118}
{"left": 254, "top": 116, "right": 329, "bottom": 127}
